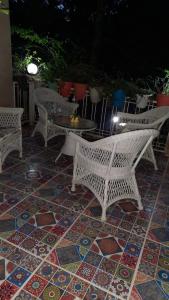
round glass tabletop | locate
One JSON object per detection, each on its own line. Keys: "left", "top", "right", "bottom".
{"left": 52, "top": 115, "right": 97, "bottom": 131}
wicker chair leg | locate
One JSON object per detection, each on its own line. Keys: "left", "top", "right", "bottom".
{"left": 101, "top": 207, "right": 107, "bottom": 222}
{"left": 44, "top": 138, "right": 47, "bottom": 148}
{"left": 132, "top": 175, "right": 143, "bottom": 210}
{"left": 71, "top": 182, "right": 76, "bottom": 192}
{"left": 150, "top": 145, "right": 158, "bottom": 170}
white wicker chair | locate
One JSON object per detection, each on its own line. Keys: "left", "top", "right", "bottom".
{"left": 32, "top": 87, "right": 79, "bottom": 147}
{"left": 0, "top": 107, "right": 23, "bottom": 173}
{"left": 117, "top": 106, "right": 169, "bottom": 170}
{"left": 71, "top": 129, "right": 158, "bottom": 221}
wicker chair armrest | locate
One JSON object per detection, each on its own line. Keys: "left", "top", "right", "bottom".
{"left": 0, "top": 107, "right": 23, "bottom": 128}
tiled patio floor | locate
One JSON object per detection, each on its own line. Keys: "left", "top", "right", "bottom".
{"left": 0, "top": 126, "right": 169, "bottom": 300}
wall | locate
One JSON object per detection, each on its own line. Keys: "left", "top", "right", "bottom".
{"left": 0, "top": 0, "right": 13, "bottom": 107}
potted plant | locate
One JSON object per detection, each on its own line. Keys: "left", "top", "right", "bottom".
{"left": 60, "top": 63, "right": 93, "bottom": 101}
{"left": 156, "top": 70, "right": 169, "bottom": 106}
{"left": 89, "top": 70, "right": 107, "bottom": 104}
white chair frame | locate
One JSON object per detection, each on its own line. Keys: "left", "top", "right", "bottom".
{"left": 117, "top": 106, "right": 169, "bottom": 170}
{"left": 0, "top": 107, "right": 23, "bottom": 173}
{"left": 71, "top": 129, "right": 158, "bottom": 221}
{"left": 32, "top": 87, "right": 78, "bottom": 147}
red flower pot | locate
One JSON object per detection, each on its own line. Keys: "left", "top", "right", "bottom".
{"left": 156, "top": 94, "right": 169, "bottom": 106}
{"left": 74, "top": 83, "right": 88, "bottom": 101}
{"left": 59, "top": 81, "right": 73, "bottom": 97}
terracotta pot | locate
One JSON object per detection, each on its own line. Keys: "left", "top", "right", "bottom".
{"left": 156, "top": 94, "right": 169, "bottom": 106}
{"left": 59, "top": 81, "right": 73, "bottom": 97}
{"left": 74, "top": 83, "right": 88, "bottom": 101}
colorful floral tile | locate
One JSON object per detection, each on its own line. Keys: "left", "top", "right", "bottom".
{"left": 29, "top": 228, "right": 47, "bottom": 241}
{"left": 21, "top": 254, "right": 41, "bottom": 272}
{"left": 36, "top": 262, "right": 57, "bottom": 281}
{"left": 24, "top": 274, "right": 48, "bottom": 297}
{"left": 20, "top": 237, "right": 38, "bottom": 251}
{"left": 7, "top": 231, "right": 27, "bottom": 246}
{"left": 42, "top": 233, "right": 58, "bottom": 247}
{"left": 8, "top": 247, "right": 28, "bottom": 265}
{"left": 99, "top": 257, "right": 118, "bottom": 275}
{"left": 7, "top": 266, "right": 31, "bottom": 287}
{"left": 84, "top": 285, "right": 107, "bottom": 300}
{"left": 138, "top": 261, "right": 157, "bottom": 278}
{"left": 120, "top": 253, "right": 138, "bottom": 269}
{"left": 0, "top": 240, "right": 16, "bottom": 257}
{"left": 92, "top": 269, "right": 112, "bottom": 289}
{"left": 84, "top": 250, "right": 102, "bottom": 267}
{"left": 109, "top": 278, "right": 130, "bottom": 300}
{"left": 66, "top": 276, "right": 89, "bottom": 299}
{"left": 115, "top": 264, "right": 134, "bottom": 284}
{"left": 51, "top": 269, "right": 72, "bottom": 289}
{"left": 64, "top": 230, "right": 81, "bottom": 244}
{"left": 39, "top": 283, "right": 64, "bottom": 300}
{"left": 0, "top": 280, "right": 18, "bottom": 300}
{"left": 31, "top": 241, "right": 52, "bottom": 258}
{"left": 76, "top": 262, "right": 96, "bottom": 281}
{"left": 124, "top": 242, "right": 141, "bottom": 257}
{"left": 15, "top": 289, "right": 37, "bottom": 300}
{"left": 142, "top": 248, "right": 159, "bottom": 265}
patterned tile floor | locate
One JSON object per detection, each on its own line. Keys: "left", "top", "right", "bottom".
{"left": 0, "top": 126, "right": 169, "bottom": 300}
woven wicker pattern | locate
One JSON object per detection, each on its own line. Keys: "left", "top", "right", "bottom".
{"left": 117, "top": 106, "right": 169, "bottom": 169}
{"left": 0, "top": 107, "right": 23, "bottom": 173}
{"left": 71, "top": 129, "right": 158, "bottom": 221}
{"left": 32, "top": 88, "right": 79, "bottom": 147}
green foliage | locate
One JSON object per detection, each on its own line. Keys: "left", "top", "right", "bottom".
{"left": 12, "top": 26, "right": 66, "bottom": 82}
{"left": 163, "top": 70, "right": 169, "bottom": 95}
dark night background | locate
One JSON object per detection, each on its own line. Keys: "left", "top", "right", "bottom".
{"left": 9, "top": 0, "right": 169, "bottom": 78}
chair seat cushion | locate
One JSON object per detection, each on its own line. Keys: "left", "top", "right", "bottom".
{"left": 0, "top": 128, "right": 19, "bottom": 142}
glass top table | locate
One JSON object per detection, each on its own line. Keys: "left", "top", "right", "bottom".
{"left": 52, "top": 115, "right": 96, "bottom": 132}
{"left": 53, "top": 116, "right": 97, "bottom": 160}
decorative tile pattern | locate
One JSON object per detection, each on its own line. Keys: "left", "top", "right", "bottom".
{"left": 0, "top": 133, "right": 168, "bottom": 300}
{"left": 51, "top": 269, "right": 72, "bottom": 289}
{"left": 7, "top": 231, "right": 26, "bottom": 245}
{"left": 39, "top": 283, "right": 63, "bottom": 299}
{"left": 136, "top": 280, "right": 167, "bottom": 300}
{"left": 7, "top": 267, "right": 31, "bottom": 287}
{"left": 84, "top": 251, "right": 102, "bottom": 267}
{"left": 67, "top": 276, "right": 89, "bottom": 299}
{"left": 15, "top": 289, "right": 37, "bottom": 300}
{"left": 115, "top": 264, "right": 134, "bottom": 283}
{"left": 84, "top": 285, "right": 107, "bottom": 300}
{"left": 92, "top": 270, "right": 112, "bottom": 289}
{"left": 76, "top": 262, "right": 96, "bottom": 280}
{"left": 24, "top": 274, "right": 48, "bottom": 297}
{"left": 109, "top": 278, "right": 130, "bottom": 299}
{"left": 20, "top": 254, "right": 41, "bottom": 272}
{"left": 36, "top": 262, "right": 57, "bottom": 281}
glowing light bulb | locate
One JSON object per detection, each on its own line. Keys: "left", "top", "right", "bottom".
{"left": 112, "top": 116, "right": 119, "bottom": 123}
{"left": 27, "top": 63, "right": 38, "bottom": 75}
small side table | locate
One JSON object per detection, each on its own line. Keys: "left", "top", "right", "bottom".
{"left": 52, "top": 116, "right": 97, "bottom": 161}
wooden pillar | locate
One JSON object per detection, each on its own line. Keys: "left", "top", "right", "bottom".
{"left": 0, "top": 0, "right": 13, "bottom": 107}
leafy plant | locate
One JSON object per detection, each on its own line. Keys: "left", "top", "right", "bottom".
{"left": 141, "top": 70, "right": 169, "bottom": 96}
{"left": 12, "top": 26, "right": 66, "bottom": 82}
